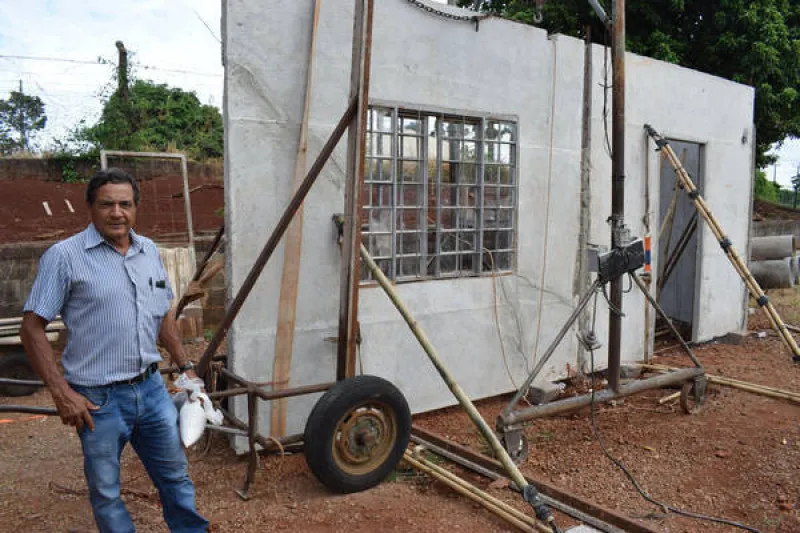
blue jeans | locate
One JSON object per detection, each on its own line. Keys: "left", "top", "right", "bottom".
{"left": 73, "top": 371, "right": 208, "bottom": 533}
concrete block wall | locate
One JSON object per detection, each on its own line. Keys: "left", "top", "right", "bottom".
{"left": 0, "top": 238, "right": 227, "bottom": 330}
{"left": 195, "top": 238, "right": 227, "bottom": 329}
{"left": 0, "top": 158, "right": 223, "bottom": 183}
{"left": 0, "top": 242, "right": 53, "bottom": 318}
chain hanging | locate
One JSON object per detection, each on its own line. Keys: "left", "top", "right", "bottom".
{"left": 404, "top": 0, "right": 489, "bottom": 28}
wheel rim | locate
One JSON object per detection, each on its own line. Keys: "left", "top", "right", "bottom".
{"left": 331, "top": 400, "right": 398, "bottom": 476}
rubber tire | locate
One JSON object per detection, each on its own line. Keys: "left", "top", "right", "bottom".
{"left": 304, "top": 375, "right": 410, "bottom": 494}
{"left": 0, "top": 352, "right": 39, "bottom": 397}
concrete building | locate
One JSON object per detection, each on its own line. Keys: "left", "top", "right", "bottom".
{"left": 222, "top": 0, "right": 754, "bottom": 445}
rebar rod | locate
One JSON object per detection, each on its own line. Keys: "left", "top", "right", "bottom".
{"left": 630, "top": 273, "right": 701, "bottom": 368}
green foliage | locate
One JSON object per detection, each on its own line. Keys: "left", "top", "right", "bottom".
{"left": 0, "top": 90, "right": 47, "bottom": 155}
{"left": 753, "top": 169, "right": 781, "bottom": 201}
{"left": 472, "top": 0, "right": 800, "bottom": 168}
{"left": 60, "top": 159, "right": 81, "bottom": 183}
{"left": 78, "top": 80, "right": 223, "bottom": 161}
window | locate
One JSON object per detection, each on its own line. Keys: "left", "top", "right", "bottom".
{"left": 361, "top": 105, "right": 517, "bottom": 282}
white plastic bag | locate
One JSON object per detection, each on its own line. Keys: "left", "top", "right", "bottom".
{"left": 179, "top": 398, "right": 206, "bottom": 447}
{"left": 175, "top": 373, "right": 223, "bottom": 447}
{"left": 174, "top": 373, "right": 204, "bottom": 394}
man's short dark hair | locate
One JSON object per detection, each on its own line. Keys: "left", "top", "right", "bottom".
{"left": 86, "top": 168, "right": 140, "bottom": 206}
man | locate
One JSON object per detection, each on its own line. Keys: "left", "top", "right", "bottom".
{"left": 20, "top": 168, "right": 209, "bottom": 533}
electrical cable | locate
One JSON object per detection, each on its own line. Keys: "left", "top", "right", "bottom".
{"left": 601, "top": 29, "right": 613, "bottom": 160}
{"left": 485, "top": 247, "right": 525, "bottom": 393}
{"left": 531, "top": 33, "right": 560, "bottom": 371}
{"left": 0, "top": 54, "right": 221, "bottom": 77}
{"left": 586, "top": 289, "right": 763, "bottom": 533}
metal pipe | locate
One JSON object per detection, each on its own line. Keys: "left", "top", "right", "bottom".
{"left": 0, "top": 378, "right": 44, "bottom": 388}
{"left": 587, "top": 0, "right": 611, "bottom": 28}
{"left": 630, "top": 273, "right": 701, "bottom": 368}
{"left": 337, "top": 0, "right": 374, "bottom": 380}
{"left": 197, "top": 98, "right": 359, "bottom": 377}
{"left": 217, "top": 367, "right": 333, "bottom": 401}
{"left": 502, "top": 279, "right": 601, "bottom": 417}
{"left": 657, "top": 215, "right": 697, "bottom": 296}
{"left": 179, "top": 155, "right": 196, "bottom": 267}
{"left": 500, "top": 367, "right": 703, "bottom": 427}
{"left": 607, "top": 0, "right": 626, "bottom": 392}
{"left": 207, "top": 386, "right": 249, "bottom": 400}
{"left": 219, "top": 406, "right": 303, "bottom": 451}
{"left": 0, "top": 405, "right": 57, "bottom": 415}
{"left": 254, "top": 381, "right": 333, "bottom": 401}
{"left": 360, "top": 244, "right": 558, "bottom": 529}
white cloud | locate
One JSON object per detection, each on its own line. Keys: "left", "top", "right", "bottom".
{"left": 767, "top": 139, "right": 800, "bottom": 190}
{"left": 0, "top": 0, "right": 222, "bottom": 148}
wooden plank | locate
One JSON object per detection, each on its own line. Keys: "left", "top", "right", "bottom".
{"left": 270, "top": 0, "right": 322, "bottom": 437}
{"left": 336, "top": 0, "right": 373, "bottom": 380}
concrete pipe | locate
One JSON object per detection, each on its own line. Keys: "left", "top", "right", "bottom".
{"left": 751, "top": 235, "right": 797, "bottom": 261}
{"left": 750, "top": 258, "right": 796, "bottom": 289}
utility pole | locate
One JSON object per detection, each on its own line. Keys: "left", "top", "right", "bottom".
{"left": 607, "top": 0, "right": 626, "bottom": 392}
{"left": 18, "top": 80, "right": 26, "bottom": 152}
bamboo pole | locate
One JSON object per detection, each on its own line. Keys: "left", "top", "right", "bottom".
{"left": 640, "top": 363, "right": 800, "bottom": 403}
{"left": 360, "top": 244, "right": 557, "bottom": 530}
{"left": 658, "top": 391, "right": 680, "bottom": 404}
{"left": 403, "top": 451, "right": 551, "bottom": 533}
{"left": 645, "top": 125, "right": 800, "bottom": 361}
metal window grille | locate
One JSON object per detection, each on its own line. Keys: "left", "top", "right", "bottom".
{"left": 361, "top": 105, "right": 517, "bottom": 282}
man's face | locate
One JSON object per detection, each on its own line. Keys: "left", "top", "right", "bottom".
{"left": 90, "top": 182, "right": 137, "bottom": 244}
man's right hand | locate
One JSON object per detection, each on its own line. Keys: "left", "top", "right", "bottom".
{"left": 52, "top": 387, "right": 99, "bottom": 432}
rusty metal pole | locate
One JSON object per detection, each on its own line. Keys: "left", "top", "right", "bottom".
{"left": 607, "top": 0, "right": 626, "bottom": 392}
{"left": 196, "top": 99, "right": 357, "bottom": 377}
{"left": 337, "top": 0, "right": 374, "bottom": 380}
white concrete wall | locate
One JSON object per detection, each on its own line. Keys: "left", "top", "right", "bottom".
{"left": 223, "top": 0, "right": 754, "bottom": 444}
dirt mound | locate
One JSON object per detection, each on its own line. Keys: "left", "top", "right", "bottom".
{"left": 0, "top": 177, "right": 224, "bottom": 245}
{"left": 753, "top": 198, "right": 800, "bottom": 221}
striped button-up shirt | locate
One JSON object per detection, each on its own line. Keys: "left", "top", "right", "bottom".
{"left": 24, "top": 224, "right": 174, "bottom": 386}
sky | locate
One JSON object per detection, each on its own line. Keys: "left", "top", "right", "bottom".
{"left": 0, "top": 0, "right": 224, "bottom": 149}
{"left": 1, "top": 0, "right": 799, "bottom": 189}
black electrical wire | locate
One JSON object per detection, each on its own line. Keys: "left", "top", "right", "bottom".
{"left": 586, "top": 290, "right": 762, "bottom": 533}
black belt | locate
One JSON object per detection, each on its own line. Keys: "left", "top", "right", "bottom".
{"left": 111, "top": 363, "right": 159, "bottom": 386}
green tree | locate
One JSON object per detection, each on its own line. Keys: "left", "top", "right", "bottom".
{"left": 80, "top": 80, "right": 223, "bottom": 160}
{"left": 470, "top": 0, "right": 800, "bottom": 168}
{"left": 0, "top": 90, "right": 47, "bottom": 155}
{"left": 753, "top": 169, "right": 780, "bottom": 202}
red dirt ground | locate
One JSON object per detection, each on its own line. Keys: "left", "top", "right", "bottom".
{"left": 753, "top": 199, "right": 800, "bottom": 222}
{"left": 2, "top": 180, "right": 800, "bottom": 531}
{"left": 0, "top": 177, "right": 224, "bottom": 244}
{"left": 2, "top": 291, "right": 800, "bottom": 532}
